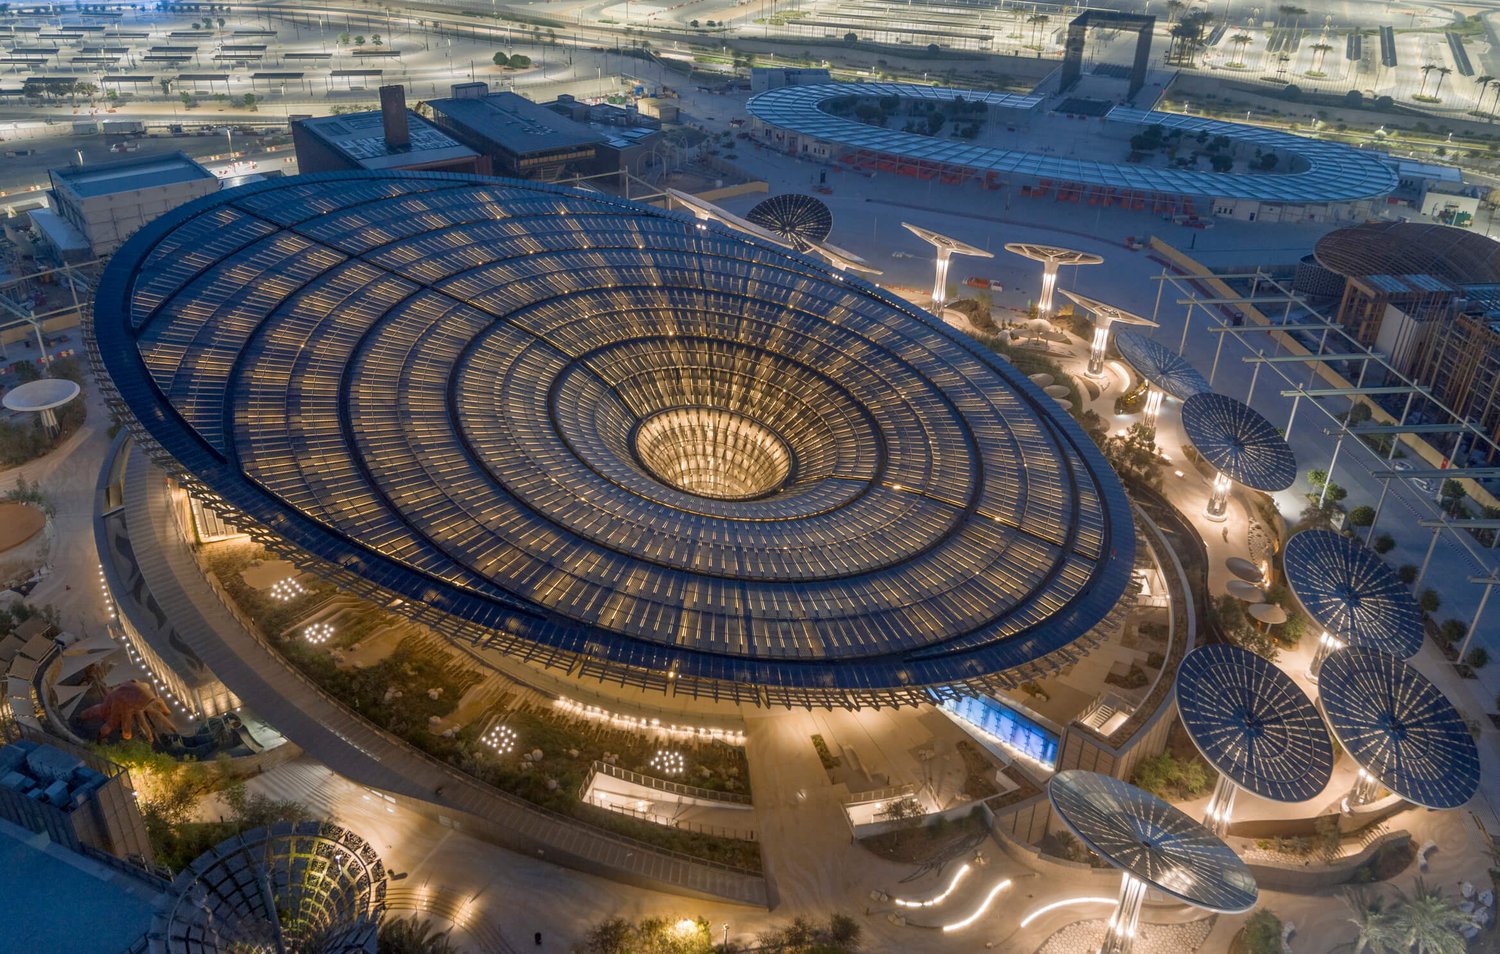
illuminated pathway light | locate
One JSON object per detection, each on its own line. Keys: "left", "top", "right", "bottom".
{"left": 482, "top": 722, "right": 518, "bottom": 755}
{"left": 650, "top": 750, "right": 686, "bottom": 776}
{"left": 893, "top": 863, "right": 972, "bottom": 908}
{"left": 940, "top": 878, "right": 1012, "bottom": 932}
{"left": 303, "top": 622, "right": 334, "bottom": 645}
{"left": 1018, "top": 896, "right": 1119, "bottom": 929}
{"left": 903, "top": 222, "right": 993, "bottom": 311}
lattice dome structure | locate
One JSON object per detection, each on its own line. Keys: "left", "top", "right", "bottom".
{"left": 147, "top": 821, "right": 386, "bottom": 954}
{"left": 88, "top": 172, "right": 1134, "bottom": 708}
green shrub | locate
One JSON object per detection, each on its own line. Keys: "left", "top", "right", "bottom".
{"left": 1242, "top": 909, "right": 1283, "bottom": 954}
{"left": 1466, "top": 646, "right": 1488, "bottom": 669}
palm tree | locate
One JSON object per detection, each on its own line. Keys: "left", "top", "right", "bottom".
{"left": 1433, "top": 65, "right": 1454, "bottom": 100}
{"left": 1311, "top": 42, "right": 1332, "bottom": 73}
{"left": 1475, "top": 74, "right": 1494, "bottom": 112}
{"left": 1391, "top": 878, "right": 1479, "bottom": 954}
{"left": 1167, "top": 0, "right": 1185, "bottom": 25}
{"left": 378, "top": 916, "right": 457, "bottom": 954}
{"left": 1342, "top": 888, "right": 1401, "bottom": 954}
{"left": 1418, "top": 63, "right": 1437, "bottom": 97}
{"left": 1027, "top": 13, "right": 1050, "bottom": 47}
{"left": 1231, "top": 32, "right": 1252, "bottom": 65}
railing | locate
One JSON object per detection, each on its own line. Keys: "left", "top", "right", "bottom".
{"left": 583, "top": 795, "right": 759, "bottom": 843}
{"left": 584, "top": 759, "right": 751, "bottom": 805}
{"left": 840, "top": 784, "right": 916, "bottom": 806}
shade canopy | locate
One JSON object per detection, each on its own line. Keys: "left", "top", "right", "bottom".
{"left": 901, "top": 222, "right": 992, "bottom": 257}
{"left": 1181, "top": 393, "right": 1297, "bottom": 492}
{"left": 1176, "top": 644, "right": 1332, "bottom": 803}
{"left": 1318, "top": 647, "right": 1480, "bottom": 810}
{"left": 1225, "top": 579, "right": 1265, "bottom": 602}
{"left": 1114, "top": 330, "right": 1210, "bottom": 401}
{"left": 2, "top": 377, "right": 81, "bottom": 412}
{"left": 1003, "top": 242, "right": 1104, "bottom": 266}
{"left": 1225, "top": 557, "right": 1262, "bottom": 583}
{"left": 1248, "top": 603, "right": 1288, "bottom": 625}
{"left": 1047, "top": 770, "right": 1258, "bottom": 913}
{"left": 1283, "top": 530, "right": 1423, "bottom": 659}
{"left": 1060, "top": 290, "right": 1159, "bottom": 329}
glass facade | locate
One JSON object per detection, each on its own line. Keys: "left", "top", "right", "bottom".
{"left": 943, "top": 694, "right": 1059, "bottom": 769}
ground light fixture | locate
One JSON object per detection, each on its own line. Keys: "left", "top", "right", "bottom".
{"left": 1180, "top": 392, "right": 1297, "bottom": 521}
{"left": 481, "top": 722, "right": 518, "bottom": 755}
{"left": 1282, "top": 529, "right": 1424, "bottom": 679}
{"left": 1058, "top": 290, "right": 1159, "bottom": 379}
{"left": 902, "top": 222, "right": 993, "bottom": 310}
{"left": 1003, "top": 242, "right": 1104, "bottom": 317}
{"left": 1112, "top": 329, "right": 1209, "bottom": 425}
{"left": 1316, "top": 647, "right": 1479, "bottom": 810}
{"left": 1047, "top": 770, "right": 1257, "bottom": 954}
{"left": 1175, "top": 644, "right": 1333, "bottom": 835}
{"left": 650, "top": 749, "right": 686, "bottom": 776}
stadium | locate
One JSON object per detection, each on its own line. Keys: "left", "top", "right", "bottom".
{"left": 85, "top": 171, "right": 1134, "bottom": 710}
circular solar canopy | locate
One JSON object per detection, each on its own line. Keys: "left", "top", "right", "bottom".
{"left": 1047, "top": 770, "right": 1258, "bottom": 913}
{"left": 1318, "top": 647, "right": 1479, "bottom": 809}
{"left": 90, "top": 172, "right": 1133, "bottom": 707}
{"left": 1176, "top": 644, "right": 1333, "bottom": 803}
{"left": 1283, "top": 530, "right": 1423, "bottom": 659}
{"left": 1181, "top": 393, "right": 1297, "bottom": 492}
{"left": 2, "top": 377, "right": 81, "bottom": 412}
{"left": 745, "top": 193, "right": 833, "bottom": 249}
{"left": 1114, "top": 330, "right": 1209, "bottom": 402}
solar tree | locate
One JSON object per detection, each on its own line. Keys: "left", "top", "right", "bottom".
{"left": 1048, "top": 770, "right": 1257, "bottom": 954}
{"left": 1059, "top": 290, "right": 1159, "bottom": 378}
{"left": 1113, "top": 329, "right": 1209, "bottom": 426}
{"left": 1180, "top": 393, "right": 1297, "bottom": 520}
{"left": 1175, "top": 644, "right": 1333, "bottom": 835}
{"left": 1283, "top": 529, "right": 1424, "bottom": 678}
{"left": 1318, "top": 647, "right": 1479, "bottom": 810}
{"left": 746, "top": 194, "right": 834, "bottom": 250}
{"left": 1004, "top": 242, "right": 1104, "bottom": 317}
{"left": 902, "top": 222, "right": 993, "bottom": 310}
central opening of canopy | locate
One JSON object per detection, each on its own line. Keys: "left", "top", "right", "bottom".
{"left": 634, "top": 407, "right": 792, "bottom": 500}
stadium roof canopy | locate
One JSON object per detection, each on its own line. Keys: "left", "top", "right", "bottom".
{"left": 747, "top": 83, "right": 1399, "bottom": 204}
{"left": 89, "top": 171, "right": 1134, "bottom": 708}
{"left": 1314, "top": 221, "right": 1500, "bottom": 285}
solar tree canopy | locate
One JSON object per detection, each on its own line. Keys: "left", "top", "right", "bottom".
{"left": 1318, "top": 647, "right": 1479, "bottom": 809}
{"left": 1047, "top": 770, "right": 1258, "bottom": 913}
{"left": 1180, "top": 393, "right": 1297, "bottom": 492}
{"left": 745, "top": 194, "right": 833, "bottom": 249}
{"left": 1003, "top": 243, "right": 1104, "bottom": 267}
{"left": 1059, "top": 290, "right": 1158, "bottom": 328}
{"left": 901, "top": 222, "right": 993, "bottom": 257}
{"left": 1175, "top": 644, "right": 1333, "bottom": 803}
{"left": 88, "top": 171, "right": 1135, "bottom": 709}
{"left": 1283, "top": 530, "right": 1424, "bottom": 659}
{"left": 1114, "top": 330, "right": 1209, "bottom": 402}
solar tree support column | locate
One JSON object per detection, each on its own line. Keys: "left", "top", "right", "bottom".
{"left": 1143, "top": 387, "right": 1164, "bottom": 426}
{"left": 1040, "top": 259, "right": 1062, "bottom": 316}
{"left": 1346, "top": 768, "right": 1381, "bottom": 809}
{"left": 1101, "top": 871, "right": 1148, "bottom": 954}
{"left": 1088, "top": 319, "right": 1112, "bottom": 377}
{"left": 932, "top": 248, "right": 954, "bottom": 311}
{"left": 1202, "top": 773, "right": 1238, "bottom": 836}
{"left": 1206, "top": 471, "right": 1232, "bottom": 521}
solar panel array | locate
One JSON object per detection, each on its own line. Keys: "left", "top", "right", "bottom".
{"left": 1181, "top": 393, "right": 1298, "bottom": 492}
{"left": 91, "top": 171, "right": 1134, "bottom": 706}
{"left": 1319, "top": 647, "right": 1480, "bottom": 809}
{"left": 1114, "top": 330, "right": 1209, "bottom": 402}
{"left": 746, "top": 84, "right": 1399, "bottom": 204}
{"left": 1047, "top": 770, "right": 1258, "bottom": 913}
{"left": 1175, "top": 644, "right": 1333, "bottom": 803}
{"left": 1284, "top": 530, "right": 1424, "bottom": 658}
{"left": 745, "top": 194, "right": 833, "bottom": 249}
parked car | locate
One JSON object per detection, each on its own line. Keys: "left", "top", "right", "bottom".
{"left": 964, "top": 277, "right": 1004, "bottom": 291}
{"left": 1393, "top": 460, "right": 1434, "bottom": 494}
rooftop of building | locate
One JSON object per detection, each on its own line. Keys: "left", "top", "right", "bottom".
{"left": 49, "top": 152, "right": 215, "bottom": 199}
{"left": 0, "top": 817, "right": 158, "bottom": 952}
{"left": 428, "top": 88, "right": 603, "bottom": 154}
{"left": 295, "top": 109, "right": 478, "bottom": 170}
{"left": 0, "top": 739, "right": 108, "bottom": 811}
{"left": 1315, "top": 221, "right": 1500, "bottom": 286}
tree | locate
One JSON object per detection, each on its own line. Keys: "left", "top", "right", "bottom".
{"left": 1311, "top": 42, "right": 1333, "bottom": 73}
{"left": 1028, "top": 13, "right": 1050, "bottom": 46}
{"left": 241, "top": 93, "right": 256, "bottom": 111}
{"left": 180, "top": 91, "right": 194, "bottom": 108}
{"left": 371, "top": 33, "right": 382, "bottom": 46}
{"left": 843, "top": 31, "right": 857, "bottom": 45}
{"left": 1343, "top": 887, "right": 1402, "bottom": 954}
{"left": 1211, "top": 153, "right": 1233, "bottom": 172}
{"left": 1420, "top": 588, "right": 1441, "bottom": 614}
{"left": 1475, "top": 74, "right": 1494, "bottom": 111}
{"left": 1230, "top": 32, "right": 1252, "bottom": 64}
{"left": 379, "top": 916, "right": 457, "bottom": 954}
{"left": 1372, "top": 532, "right": 1395, "bottom": 554}
{"left": 354, "top": 35, "right": 365, "bottom": 46}
{"left": 493, "top": 50, "right": 509, "bottom": 68}
{"left": 1433, "top": 65, "right": 1454, "bottom": 99}
{"left": 1242, "top": 909, "right": 1283, "bottom": 954}
{"left": 337, "top": 31, "right": 350, "bottom": 46}
{"left": 1348, "top": 505, "right": 1376, "bottom": 527}
{"left": 1390, "top": 878, "right": 1479, "bottom": 954}
{"left": 509, "top": 54, "right": 531, "bottom": 68}
{"left": 1419, "top": 63, "right": 1437, "bottom": 98}
{"left": 159, "top": 77, "right": 173, "bottom": 96}
{"left": 1439, "top": 478, "right": 1467, "bottom": 514}
{"left": 1103, "top": 422, "right": 1163, "bottom": 490}
{"left": 215, "top": 15, "right": 224, "bottom": 30}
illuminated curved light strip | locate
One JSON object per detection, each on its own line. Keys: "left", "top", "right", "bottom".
{"left": 893, "top": 864, "right": 972, "bottom": 908}
{"left": 1018, "top": 897, "right": 1119, "bottom": 929}
{"left": 940, "top": 878, "right": 1012, "bottom": 932}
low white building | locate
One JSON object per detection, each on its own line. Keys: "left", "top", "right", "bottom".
{"left": 35, "top": 152, "right": 218, "bottom": 261}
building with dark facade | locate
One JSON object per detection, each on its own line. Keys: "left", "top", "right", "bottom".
{"left": 425, "top": 83, "right": 602, "bottom": 180}
{"left": 0, "top": 738, "right": 152, "bottom": 863}
{"left": 87, "top": 171, "right": 1134, "bottom": 710}
{"left": 292, "top": 85, "right": 487, "bottom": 176}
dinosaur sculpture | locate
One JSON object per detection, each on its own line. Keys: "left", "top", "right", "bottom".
{"left": 79, "top": 680, "right": 173, "bottom": 742}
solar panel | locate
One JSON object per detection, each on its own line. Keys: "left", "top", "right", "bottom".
{"left": 1175, "top": 644, "right": 1333, "bottom": 802}
{"left": 1114, "top": 330, "right": 1209, "bottom": 402}
{"left": 1283, "top": 530, "right": 1424, "bottom": 658}
{"left": 1047, "top": 770, "right": 1258, "bottom": 913}
{"left": 745, "top": 194, "right": 833, "bottom": 250}
{"left": 1181, "top": 393, "right": 1297, "bottom": 492}
{"left": 1318, "top": 647, "right": 1480, "bottom": 809}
